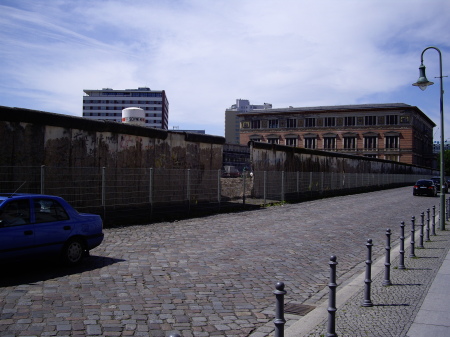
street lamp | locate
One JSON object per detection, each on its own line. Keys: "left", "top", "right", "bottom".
{"left": 412, "top": 46, "right": 446, "bottom": 230}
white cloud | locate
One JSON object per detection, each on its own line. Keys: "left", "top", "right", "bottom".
{"left": 0, "top": 0, "right": 449, "bottom": 136}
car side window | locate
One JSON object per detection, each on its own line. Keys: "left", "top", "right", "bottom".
{"left": 34, "top": 199, "right": 70, "bottom": 223}
{"left": 0, "top": 200, "right": 31, "bottom": 227}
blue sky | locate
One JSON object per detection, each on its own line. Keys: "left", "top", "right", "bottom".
{"left": 1, "top": 0, "right": 450, "bottom": 139}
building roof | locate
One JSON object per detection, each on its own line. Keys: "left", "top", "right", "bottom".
{"left": 238, "top": 103, "right": 436, "bottom": 127}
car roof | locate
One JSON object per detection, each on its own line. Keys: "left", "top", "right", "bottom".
{"left": 0, "top": 193, "right": 63, "bottom": 203}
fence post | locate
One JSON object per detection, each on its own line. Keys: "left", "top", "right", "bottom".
{"left": 321, "top": 172, "right": 324, "bottom": 193}
{"left": 419, "top": 212, "right": 425, "bottom": 249}
{"left": 426, "top": 208, "right": 431, "bottom": 242}
{"left": 383, "top": 229, "right": 392, "bottom": 286}
{"left": 432, "top": 206, "right": 436, "bottom": 236}
{"left": 40, "top": 165, "right": 45, "bottom": 194}
{"left": 102, "top": 167, "right": 106, "bottom": 220}
{"left": 410, "top": 216, "right": 416, "bottom": 258}
{"left": 399, "top": 221, "right": 406, "bottom": 269}
{"left": 243, "top": 171, "right": 246, "bottom": 205}
{"left": 187, "top": 169, "right": 190, "bottom": 211}
{"left": 297, "top": 171, "right": 300, "bottom": 200}
{"left": 149, "top": 168, "right": 153, "bottom": 215}
{"left": 327, "top": 256, "right": 338, "bottom": 337}
{"left": 362, "top": 239, "right": 373, "bottom": 307}
{"left": 445, "top": 198, "right": 450, "bottom": 221}
{"left": 281, "top": 171, "right": 285, "bottom": 202}
{"left": 274, "top": 282, "right": 286, "bottom": 337}
{"left": 264, "top": 171, "right": 267, "bottom": 206}
{"left": 217, "top": 169, "right": 221, "bottom": 204}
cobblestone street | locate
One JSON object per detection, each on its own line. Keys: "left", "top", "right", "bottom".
{"left": 0, "top": 187, "right": 440, "bottom": 336}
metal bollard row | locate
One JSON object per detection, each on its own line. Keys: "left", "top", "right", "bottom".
{"left": 419, "top": 212, "right": 425, "bottom": 249}
{"left": 327, "top": 256, "right": 338, "bottom": 337}
{"left": 362, "top": 239, "right": 373, "bottom": 307}
{"left": 383, "top": 229, "right": 392, "bottom": 286}
{"left": 399, "top": 221, "right": 406, "bottom": 269}
{"left": 410, "top": 216, "right": 416, "bottom": 258}
{"left": 274, "top": 282, "right": 287, "bottom": 337}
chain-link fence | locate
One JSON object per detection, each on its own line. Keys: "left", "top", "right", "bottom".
{"left": 0, "top": 166, "right": 430, "bottom": 226}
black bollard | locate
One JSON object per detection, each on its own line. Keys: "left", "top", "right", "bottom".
{"left": 419, "top": 212, "right": 425, "bottom": 249}
{"left": 169, "top": 334, "right": 181, "bottom": 337}
{"left": 410, "top": 216, "right": 416, "bottom": 258}
{"left": 426, "top": 208, "right": 431, "bottom": 242}
{"left": 383, "top": 229, "right": 392, "bottom": 286}
{"left": 274, "top": 282, "right": 286, "bottom": 337}
{"left": 399, "top": 221, "right": 406, "bottom": 269}
{"left": 432, "top": 206, "right": 436, "bottom": 236}
{"left": 362, "top": 239, "right": 373, "bottom": 307}
{"left": 327, "top": 256, "right": 338, "bottom": 337}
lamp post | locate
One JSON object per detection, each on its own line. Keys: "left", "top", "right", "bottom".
{"left": 412, "top": 46, "right": 446, "bottom": 230}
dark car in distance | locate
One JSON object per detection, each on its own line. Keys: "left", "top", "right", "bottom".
{"left": 0, "top": 194, "right": 104, "bottom": 265}
{"left": 430, "top": 177, "right": 448, "bottom": 193}
{"left": 413, "top": 179, "right": 437, "bottom": 197}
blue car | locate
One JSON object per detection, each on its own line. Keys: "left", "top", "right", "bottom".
{"left": 0, "top": 194, "right": 104, "bottom": 265}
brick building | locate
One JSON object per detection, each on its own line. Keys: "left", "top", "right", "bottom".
{"left": 238, "top": 103, "right": 435, "bottom": 167}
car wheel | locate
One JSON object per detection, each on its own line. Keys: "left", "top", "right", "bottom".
{"left": 62, "top": 238, "right": 85, "bottom": 265}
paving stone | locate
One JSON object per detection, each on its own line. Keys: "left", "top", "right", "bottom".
{"left": 0, "top": 187, "right": 444, "bottom": 336}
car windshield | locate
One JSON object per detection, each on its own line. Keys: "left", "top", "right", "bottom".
{"left": 417, "top": 180, "right": 433, "bottom": 186}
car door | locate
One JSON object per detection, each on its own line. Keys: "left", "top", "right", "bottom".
{"left": 0, "top": 199, "right": 35, "bottom": 260}
{"left": 32, "top": 197, "right": 75, "bottom": 254}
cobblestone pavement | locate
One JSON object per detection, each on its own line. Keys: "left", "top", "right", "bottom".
{"left": 0, "top": 187, "right": 441, "bottom": 337}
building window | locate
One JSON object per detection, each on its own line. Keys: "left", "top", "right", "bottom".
{"left": 304, "top": 138, "right": 316, "bottom": 149}
{"left": 324, "top": 117, "right": 336, "bottom": 127}
{"left": 385, "top": 136, "right": 399, "bottom": 149}
{"left": 344, "top": 137, "right": 356, "bottom": 149}
{"left": 268, "top": 120, "right": 279, "bottom": 128}
{"left": 365, "top": 116, "right": 377, "bottom": 125}
{"left": 250, "top": 136, "right": 262, "bottom": 142}
{"left": 345, "top": 116, "right": 356, "bottom": 126}
{"left": 251, "top": 120, "right": 261, "bottom": 129}
{"left": 385, "top": 154, "right": 400, "bottom": 162}
{"left": 386, "top": 115, "right": 398, "bottom": 125}
{"left": 285, "top": 138, "right": 297, "bottom": 147}
{"left": 305, "top": 118, "right": 316, "bottom": 127}
{"left": 323, "top": 137, "right": 336, "bottom": 149}
{"left": 287, "top": 119, "right": 297, "bottom": 128}
{"left": 267, "top": 138, "right": 279, "bottom": 144}
{"left": 364, "top": 136, "right": 377, "bottom": 149}
{"left": 364, "top": 154, "right": 378, "bottom": 158}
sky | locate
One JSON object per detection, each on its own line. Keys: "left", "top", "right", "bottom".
{"left": 1, "top": 0, "right": 450, "bottom": 139}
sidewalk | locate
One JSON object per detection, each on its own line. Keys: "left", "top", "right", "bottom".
{"left": 283, "top": 226, "right": 450, "bottom": 337}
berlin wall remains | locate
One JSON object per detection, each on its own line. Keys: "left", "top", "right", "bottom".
{"left": 249, "top": 141, "right": 435, "bottom": 175}
{"left": 0, "top": 106, "right": 224, "bottom": 169}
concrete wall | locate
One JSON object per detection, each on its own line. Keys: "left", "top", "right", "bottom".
{"left": 249, "top": 141, "right": 436, "bottom": 175}
{"left": 0, "top": 106, "right": 224, "bottom": 170}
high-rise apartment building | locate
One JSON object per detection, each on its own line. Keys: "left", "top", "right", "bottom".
{"left": 82, "top": 87, "right": 169, "bottom": 129}
{"left": 225, "top": 99, "right": 272, "bottom": 144}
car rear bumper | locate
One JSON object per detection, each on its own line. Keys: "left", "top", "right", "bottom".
{"left": 86, "top": 233, "right": 104, "bottom": 250}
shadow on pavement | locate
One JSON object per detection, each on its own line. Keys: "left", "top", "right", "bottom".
{"left": 0, "top": 255, "right": 124, "bottom": 287}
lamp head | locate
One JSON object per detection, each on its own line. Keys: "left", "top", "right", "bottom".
{"left": 412, "top": 64, "right": 434, "bottom": 91}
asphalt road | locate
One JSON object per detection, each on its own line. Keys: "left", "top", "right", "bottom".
{"left": 0, "top": 186, "right": 440, "bottom": 337}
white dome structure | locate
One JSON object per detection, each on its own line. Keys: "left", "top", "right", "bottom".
{"left": 122, "top": 107, "right": 145, "bottom": 126}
